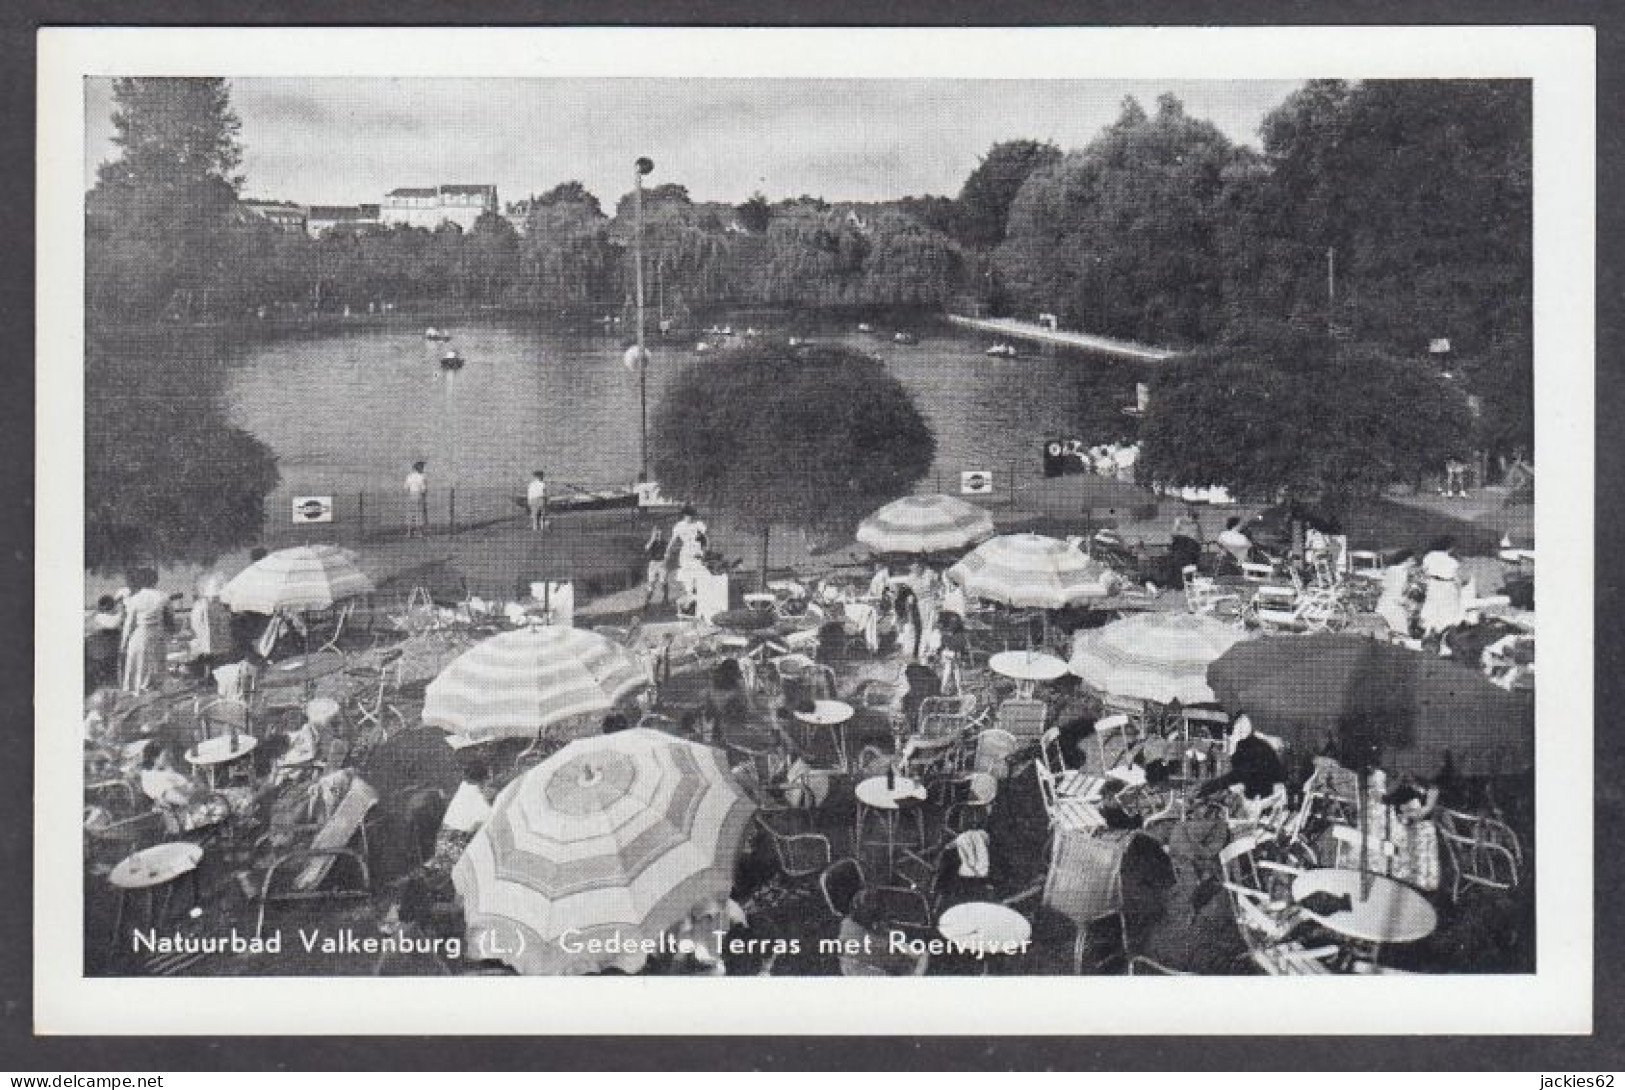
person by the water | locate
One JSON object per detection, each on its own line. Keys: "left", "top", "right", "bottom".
{"left": 405, "top": 460, "right": 429, "bottom": 538}
{"left": 527, "top": 470, "right": 548, "bottom": 532}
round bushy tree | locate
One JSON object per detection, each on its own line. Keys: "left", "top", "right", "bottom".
{"left": 651, "top": 342, "right": 936, "bottom": 584}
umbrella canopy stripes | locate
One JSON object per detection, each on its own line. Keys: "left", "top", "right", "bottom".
{"left": 422, "top": 625, "right": 651, "bottom": 744}
{"left": 452, "top": 728, "right": 756, "bottom": 975}
{"left": 946, "top": 533, "right": 1119, "bottom": 610}
{"left": 220, "top": 544, "right": 373, "bottom": 614}
{"left": 1069, "top": 611, "right": 1253, "bottom": 706}
{"left": 856, "top": 494, "right": 995, "bottom": 556}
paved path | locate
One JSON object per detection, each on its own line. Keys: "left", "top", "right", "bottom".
{"left": 946, "top": 314, "right": 1177, "bottom": 362}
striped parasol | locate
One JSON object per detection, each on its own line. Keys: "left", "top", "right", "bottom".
{"left": 856, "top": 494, "right": 995, "bottom": 555}
{"left": 946, "top": 533, "right": 1117, "bottom": 610}
{"left": 219, "top": 544, "right": 373, "bottom": 614}
{"left": 422, "top": 625, "right": 650, "bottom": 744}
{"left": 1069, "top": 611, "right": 1253, "bottom": 705}
{"left": 452, "top": 728, "right": 757, "bottom": 975}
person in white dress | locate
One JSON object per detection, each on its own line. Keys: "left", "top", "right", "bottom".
{"left": 1419, "top": 538, "right": 1465, "bottom": 639}
{"left": 119, "top": 568, "right": 168, "bottom": 695}
{"left": 1375, "top": 550, "right": 1418, "bottom": 638}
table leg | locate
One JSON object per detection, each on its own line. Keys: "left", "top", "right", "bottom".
{"left": 108, "top": 890, "right": 127, "bottom": 960}
{"left": 832, "top": 725, "right": 849, "bottom": 774}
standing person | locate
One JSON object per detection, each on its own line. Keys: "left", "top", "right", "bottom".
{"left": 84, "top": 595, "right": 123, "bottom": 694}
{"left": 893, "top": 585, "right": 923, "bottom": 663}
{"left": 119, "top": 568, "right": 168, "bottom": 695}
{"left": 1443, "top": 457, "right": 1470, "bottom": 499}
{"left": 187, "top": 573, "right": 232, "bottom": 679}
{"left": 526, "top": 470, "right": 549, "bottom": 532}
{"left": 1375, "top": 550, "right": 1419, "bottom": 639}
{"left": 1217, "top": 516, "right": 1254, "bottom": 569}
{"left": 671, "top": 505, "right": 708, "bottom": 556}
{"left": 1419, "top": 537, "right": 1465, "bottom": 641}
{"left": 644, "top": 526, "right": 670, "bottom": 608}
{"left": 404, "top": 460, "right": 429, "bottom": 538}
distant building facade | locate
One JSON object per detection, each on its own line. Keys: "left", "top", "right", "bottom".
{"left": 306, "top": 204, "right": 381, "bottom": 238}
{"left": 381, "top": 184, "right": 499, "bottom": 233}
{"left": 239, "top": 199, "right": 308, "bottom": 233}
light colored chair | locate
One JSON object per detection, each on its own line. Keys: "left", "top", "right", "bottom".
{"left": 754, "top": 811, "right": 833, "bottom": 880}
{"left": 995, "top": 697, "right": 1047, "bottom": 746}
{"left": 970, "top": 728, "right": 1020, "bottom": 782}
{"left": 1034, "top": 762, "right": 1105, "bottom": 837}
{"left": 1183, "top": 565, "right": 1242, "bottom": 618}
{"left": 1437, "top": 808, "right": 1522, "bottom": 903}
{"left": 1092, "top": 713, "right": 1136, "bottom": 773}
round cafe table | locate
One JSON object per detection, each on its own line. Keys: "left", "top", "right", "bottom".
{"left": 854, "top": 775, "right": 927, "bottom": 876}
{"left": 988, "top": 650, "right": 1068, "bottom": 698}
{"left": 938, "top": 901, "right": 1033, "bottom": 967}
{"left": 793, "top": 699, "right": 855, "bottom": 772}
{"left": 185, "top": 732, "right": 259, "bottom": 789}
{"left": 107, "top": 841, "right": 204, "bottom": 957}
{"left": 1291, "top": 868, "right": 1438, "bottom": 946}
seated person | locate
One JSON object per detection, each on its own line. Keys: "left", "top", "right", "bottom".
{"left": 1195, "top": 715, "right": 1285, "bottom": 804}
{"left": 138, "top": 741, "right": 230, "bottom": 832}
{"left": 390, "top": 760, "right": 496, "bottom": 933}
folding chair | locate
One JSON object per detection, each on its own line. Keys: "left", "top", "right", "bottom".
{"left": 995, "top": 697, "right": 1047, "bottom": 747}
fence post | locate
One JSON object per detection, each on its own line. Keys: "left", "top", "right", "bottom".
{"left": 449, "top": 487, "right": 457, "bottom": 536}
{"left": 357, "top": 491, "right": 365, "bottom": 543}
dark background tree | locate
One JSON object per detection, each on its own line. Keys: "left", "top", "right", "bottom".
{"left": 87, "top": 78, "right": 244, "bottom": 318}
{"left": 1136, "top": 320, "right": 1473, "bottom": 516}
{"left": 650, "top": 342, "right": 936, "bottom": 585}
{"left": 736, "top": 192, "right": 773, "bottom": 234}
{"left": 955, "top": 139, "right": 1063, "bottom": 250}
{"left": 998, "top": 95, "right": 1238, "bottom": 346}
{"left": 85, "top": 329, "right": 281, "bottom": 574}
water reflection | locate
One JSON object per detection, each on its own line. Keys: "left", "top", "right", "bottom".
{"left": 222, "top": 318, "right": 1145, "bottom": 500}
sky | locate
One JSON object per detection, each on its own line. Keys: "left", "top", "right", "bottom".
{"left": 84, "top": 77, "right": 1302, "bottom": 209}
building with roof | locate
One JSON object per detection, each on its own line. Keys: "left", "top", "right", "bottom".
{"left": 306, "top": 204, "right": 381, "bottom": 238}
{"left": 239, "top": 199, "right": 309, "bottom": 234}
{"left": 381, "top": 184, "right": 499, "bottom": 232}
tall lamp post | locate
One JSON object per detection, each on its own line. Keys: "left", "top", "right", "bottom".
{"left": 633, "top": 156, "right": 655, "bottom": 479}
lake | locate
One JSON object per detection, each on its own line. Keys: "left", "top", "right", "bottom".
{"left": 219, "top": 315, "right": 1147, "bottom": 506}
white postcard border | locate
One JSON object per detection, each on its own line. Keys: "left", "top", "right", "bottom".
{"left": 35, "top": 24, "right": 1595, "bottom": 1035}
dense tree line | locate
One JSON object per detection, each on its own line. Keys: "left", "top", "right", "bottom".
{"left": 83, "top": 77, "right": 1534, "bottom": 570}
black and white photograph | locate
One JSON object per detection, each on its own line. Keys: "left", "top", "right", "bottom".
{"left": 34, "top": 25, "right": 1594, "bottom": 1036}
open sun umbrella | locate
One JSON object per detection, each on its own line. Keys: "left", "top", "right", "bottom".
{"left": 1069, "top": 612, "right": 1253, "bottom": 705}
{"left": 946, "top": 533, "right": 1117, "bottom": 610}
{"left": 856, "top": 493, "right": 996, "bottom": 556}
{"left": 452, "top": 728, "right": 757, "bottom": 975}
{"left": 220, "top": 544, "right": 373, "bottom": 614}
{"left": 1205, "top": 634, "right": 1533, "bottom": 778}
{"left": 422, "top": 625, "right": 650, "bottom": 744}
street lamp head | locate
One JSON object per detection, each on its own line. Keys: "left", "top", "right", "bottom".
{"left": 635, "top": 157, "right": 655, "bottom": 176}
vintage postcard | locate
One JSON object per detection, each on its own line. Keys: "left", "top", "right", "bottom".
{"left": 35, "top": 25, "right": 1593, "bottom": 1034}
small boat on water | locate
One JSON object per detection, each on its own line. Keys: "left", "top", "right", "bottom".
{"left": 694, "top": 341, "right": 712, "bottom": 354}
{"left": 439, "top": 350, "right": 465, "bottom": 371}
{"left": 985, "top": 343, "right": 1020, "bottom": 358}
{"left": 893, "top": 331, "right": 919, "bottom": 345}
{"left": 511, "top": 485, "right": 679, "bottom": 516}
{"left": 425, "top": 327, "right": 452, "bottom": 342}
{"left": 857, "top": 323, "right": 874, "bottom": 334}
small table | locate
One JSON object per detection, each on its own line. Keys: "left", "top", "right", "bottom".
{"left": 1291, "top": 868, "right": 1438, "bottom": 947}
{"left": 186, "top": 733, "right": 258, "bottom": 789}
{"left": 938, "top": 901, "right": 1034, "bottom": 962}
{"left": 108, "top": 841, "right": 204, "bottom": 957}
{"left": 854, "top": 775, "right": 927, "bottom": 876}
{"left": 794, "top": 699, "right": 855, "bottom": 771}
{"left": 989, "top": 650, "right": 1068, "bottom": 698}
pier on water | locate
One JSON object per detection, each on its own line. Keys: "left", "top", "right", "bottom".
{"left": 946, "top": 314, "right": 1178, "bottom": 363}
